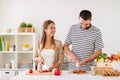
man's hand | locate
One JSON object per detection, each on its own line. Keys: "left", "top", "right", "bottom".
{"left": 79, "top": 61, "right": 84, "bottom": 67}
{"left": 77, "top": 60, "right": 86, "bottom": 68}
{"left": 64, "top": 43, "right": 79, "bottom": 63}
{"left": 69, "top": 53, "right": 78, "bottom": 63}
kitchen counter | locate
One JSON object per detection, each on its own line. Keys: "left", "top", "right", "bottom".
{"left": 11, "top": 70, "right": 120, "bottom": 80}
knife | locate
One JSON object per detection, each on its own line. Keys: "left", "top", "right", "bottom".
{"left": 42, "top": 63, "right": 49, "bottom": 70}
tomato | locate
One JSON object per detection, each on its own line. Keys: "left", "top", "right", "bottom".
{"left": 29, "top": 69, "right": 33, "bottom": 73}
{"left": 54, "top": 69, "right": 60, "bottom": 76}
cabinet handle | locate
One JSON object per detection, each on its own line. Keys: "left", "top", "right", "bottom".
{"left": 5, "top": 72, "right": 10, "bottom": 74}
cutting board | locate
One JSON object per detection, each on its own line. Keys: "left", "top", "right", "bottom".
{"left": 26, "top": 71, "right": 53, "bottom": 75}
{"left": 68, "top": 70, "right": 87, "bottom": 74}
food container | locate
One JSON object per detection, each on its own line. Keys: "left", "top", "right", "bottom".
{"left": 22, "top": 47, "right": 30, "bottom": 51}
{"left": 5, "top": 63, "right": 11, "bottom": 69}
{"left": 90, "top": 66, "right": 97, "bottom": 75}
{"left": 111, "top": 61, "right": 120, "bottom": 72}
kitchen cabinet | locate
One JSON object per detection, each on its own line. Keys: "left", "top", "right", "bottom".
{"left": 0, "top": 70, "right": 16, "bottom": 80}
{"left": 0, "top": 33, "right": 35, "bottom": 79}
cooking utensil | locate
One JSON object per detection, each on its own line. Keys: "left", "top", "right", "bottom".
{"left": 42, "top": 63, "right": 49, "bottom": 70}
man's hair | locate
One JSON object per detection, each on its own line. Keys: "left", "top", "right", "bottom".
{"left": 79, "top": 10, "right": 92, "bottom": 20}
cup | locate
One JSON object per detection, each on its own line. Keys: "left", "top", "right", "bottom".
{"left": 9, "top": 47, "right": 13, "bottom": 51}
{"left": 90, "top": 66, "right": 97, "bottom": 75}
{"left": 5, "top": 63, "right": 11, "bottom": 69}
{"left": 5, "top": 28, "right": 12, "bottom": 33}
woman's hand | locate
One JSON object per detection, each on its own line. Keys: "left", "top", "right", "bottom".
{"left": 49, "top": 67, "right": 54, "bottom": 71}
{"left": 39, "top": 57, "right": 44, "bottom": 63}
{"left": 34, "top": 57, "right": 44, "bottom": 63}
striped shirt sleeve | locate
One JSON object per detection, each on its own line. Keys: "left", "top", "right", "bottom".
{"left": 65, "top": 27, "right": 72, "bottom": 44}
{"left": 95, "top": 29, "right": 104, "bottom": 50}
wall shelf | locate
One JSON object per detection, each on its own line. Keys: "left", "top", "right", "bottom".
{"left": 0, "top": 33, "right": 35, "bottom": 76}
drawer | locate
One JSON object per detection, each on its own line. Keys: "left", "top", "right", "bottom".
{"left": 17, "top": 70, "right": 25, "bottom": 75}
{"left": 0, "top": 71, "right": 15, "bottom": 80}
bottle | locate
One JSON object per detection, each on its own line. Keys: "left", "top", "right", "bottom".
{"left": 11, "top": 59, "right": 16, "bottom": 69}
{"left": 6, "top": 40, "right": 10, "bottom": 51}
{"left": 13, "top": 45, "right": 16, "bottom": 51}
{"left": 1, "top": 36, "right": 5, "bottom": 51}
{"left": 2, "top": 40, "right": 5, "bottom": 51}
{"left": 0, "top": 37, "right": 2, "bottom": 51}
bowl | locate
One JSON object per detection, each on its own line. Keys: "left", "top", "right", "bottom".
{"left": 111, "top": 61, "right": 120, "bottom": 71}
{"left": 22, "top": 47, "right": 30, "bottom": 51}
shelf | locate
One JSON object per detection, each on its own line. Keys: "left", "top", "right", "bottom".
{"left": 0, "top": 33, "right": 16, "bottom": 35}
{"left": 0, "top": 51, "right": 34, "bottom": 53}
{"left": 0, "top": 33, "right": 35, "bottom": 35}
{"left": 17, "top": 69, "right": 28, "bottom": 71}
{"left": 16, "top": 33, "right": 35, "bottom": 35}
{"left": 0, "top": 51, "right": 16, "bottom": 53}
{"left": 17, "top": 51, "right": 34, "bottom": 53}
{"left": 0, "top": 68, "right": 16, "bottom": 71}
{"left": 0, "top": 33, "right": 35, "bottom": 71}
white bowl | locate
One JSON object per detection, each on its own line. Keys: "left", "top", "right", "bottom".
{"left": 22, "top": 47, "right": 30, "bottom": 51}
{"left": 111, "top": 61, "right": 120, "bottom": 71}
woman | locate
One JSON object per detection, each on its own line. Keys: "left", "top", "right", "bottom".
{"left": 34, "top": 20, "right": 64, "bottom": 71}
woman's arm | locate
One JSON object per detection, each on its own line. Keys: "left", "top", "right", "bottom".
{"left": 34, "top": 39, "right": 44, "bottom": 63}
{"left": 52, "top": 41, "right": 64, "bottom": 69}
{"left": 33, "top": 39, "right": 39, "bottom": 63}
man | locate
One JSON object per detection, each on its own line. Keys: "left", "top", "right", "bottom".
{"left": 64, "top": 10, "right": 104, "bottom": 71}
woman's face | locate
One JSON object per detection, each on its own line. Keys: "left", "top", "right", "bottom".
{"left": 45, "top": 23, "right": 56, "bottom": 37}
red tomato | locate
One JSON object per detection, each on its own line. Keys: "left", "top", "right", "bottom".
{"left": 29, "top": 69, "right": 33, "bottom": 73}
{"left": 54, "top": 69, "right": 60, "bottom": 76}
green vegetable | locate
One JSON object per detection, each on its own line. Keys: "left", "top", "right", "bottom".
{"left": 97, "top": 53, "right": 107, "bottom": 61}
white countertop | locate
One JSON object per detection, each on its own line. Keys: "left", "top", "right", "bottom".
{"left": 11, "top": 71, "right": 120, "bottom": 80}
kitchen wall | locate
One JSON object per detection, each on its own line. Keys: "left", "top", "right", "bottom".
{"left": 0, "top": 0, "right": 2, "bottom": 33}
{"left": 1, "top": 0, "right": 120, "bottom": 55}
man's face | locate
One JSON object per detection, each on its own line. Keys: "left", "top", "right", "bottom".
{"left": 79, "top": 17, "right": 91, "bottom": 30}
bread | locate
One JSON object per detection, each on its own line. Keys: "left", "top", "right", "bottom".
{"left": 97, "top": 67, "right": 120, "bottom": 76}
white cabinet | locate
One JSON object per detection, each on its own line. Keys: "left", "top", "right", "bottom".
{"left": 0, "top": 33, "right": 35, "bottom": 76}
{"left": 17, "top": 70, "right": 25, "bottom": 75}
{"left": 0, "top": 70, "right": 15, "bottom": 80}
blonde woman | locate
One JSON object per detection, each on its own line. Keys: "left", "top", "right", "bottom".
{"left": 34, "top": 20, "right": 64, "bottom": 71}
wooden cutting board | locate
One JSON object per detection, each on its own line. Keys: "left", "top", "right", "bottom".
{"left": 68, "top": 70, "right": 87, "bottom": 74}
{"left": 26, "top": 71, "right": 53, "bottom": 75}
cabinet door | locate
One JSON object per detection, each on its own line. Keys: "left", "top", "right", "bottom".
{"left": 17, "top": 70, "right": 25, "bottom": 75}
{"left": 0, "top": 71, "right": 15, "bottom": 80}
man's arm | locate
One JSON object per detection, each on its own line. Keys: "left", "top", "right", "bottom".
{"left": 79, "top": 49, "right": 102, "bottom": 66}
{"left": 64, "top": 43, "right": 79, "bottom": 63}
{"left": 81, "top": 28, "right": 103, "bottom": 64}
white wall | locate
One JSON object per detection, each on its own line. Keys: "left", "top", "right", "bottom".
{"left": 2, "top": 0, "right": 120, "bottom": 55}
{"left": 0, "top": 0, "right": 2, "bottom": 33}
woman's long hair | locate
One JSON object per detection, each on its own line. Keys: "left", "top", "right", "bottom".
{"left": 39, "top": 20, "right": 55, "bottom": 54}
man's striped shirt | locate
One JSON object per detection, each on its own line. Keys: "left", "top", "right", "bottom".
{"left": 65, "top": 24, "right": 104, "bottom": 71}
